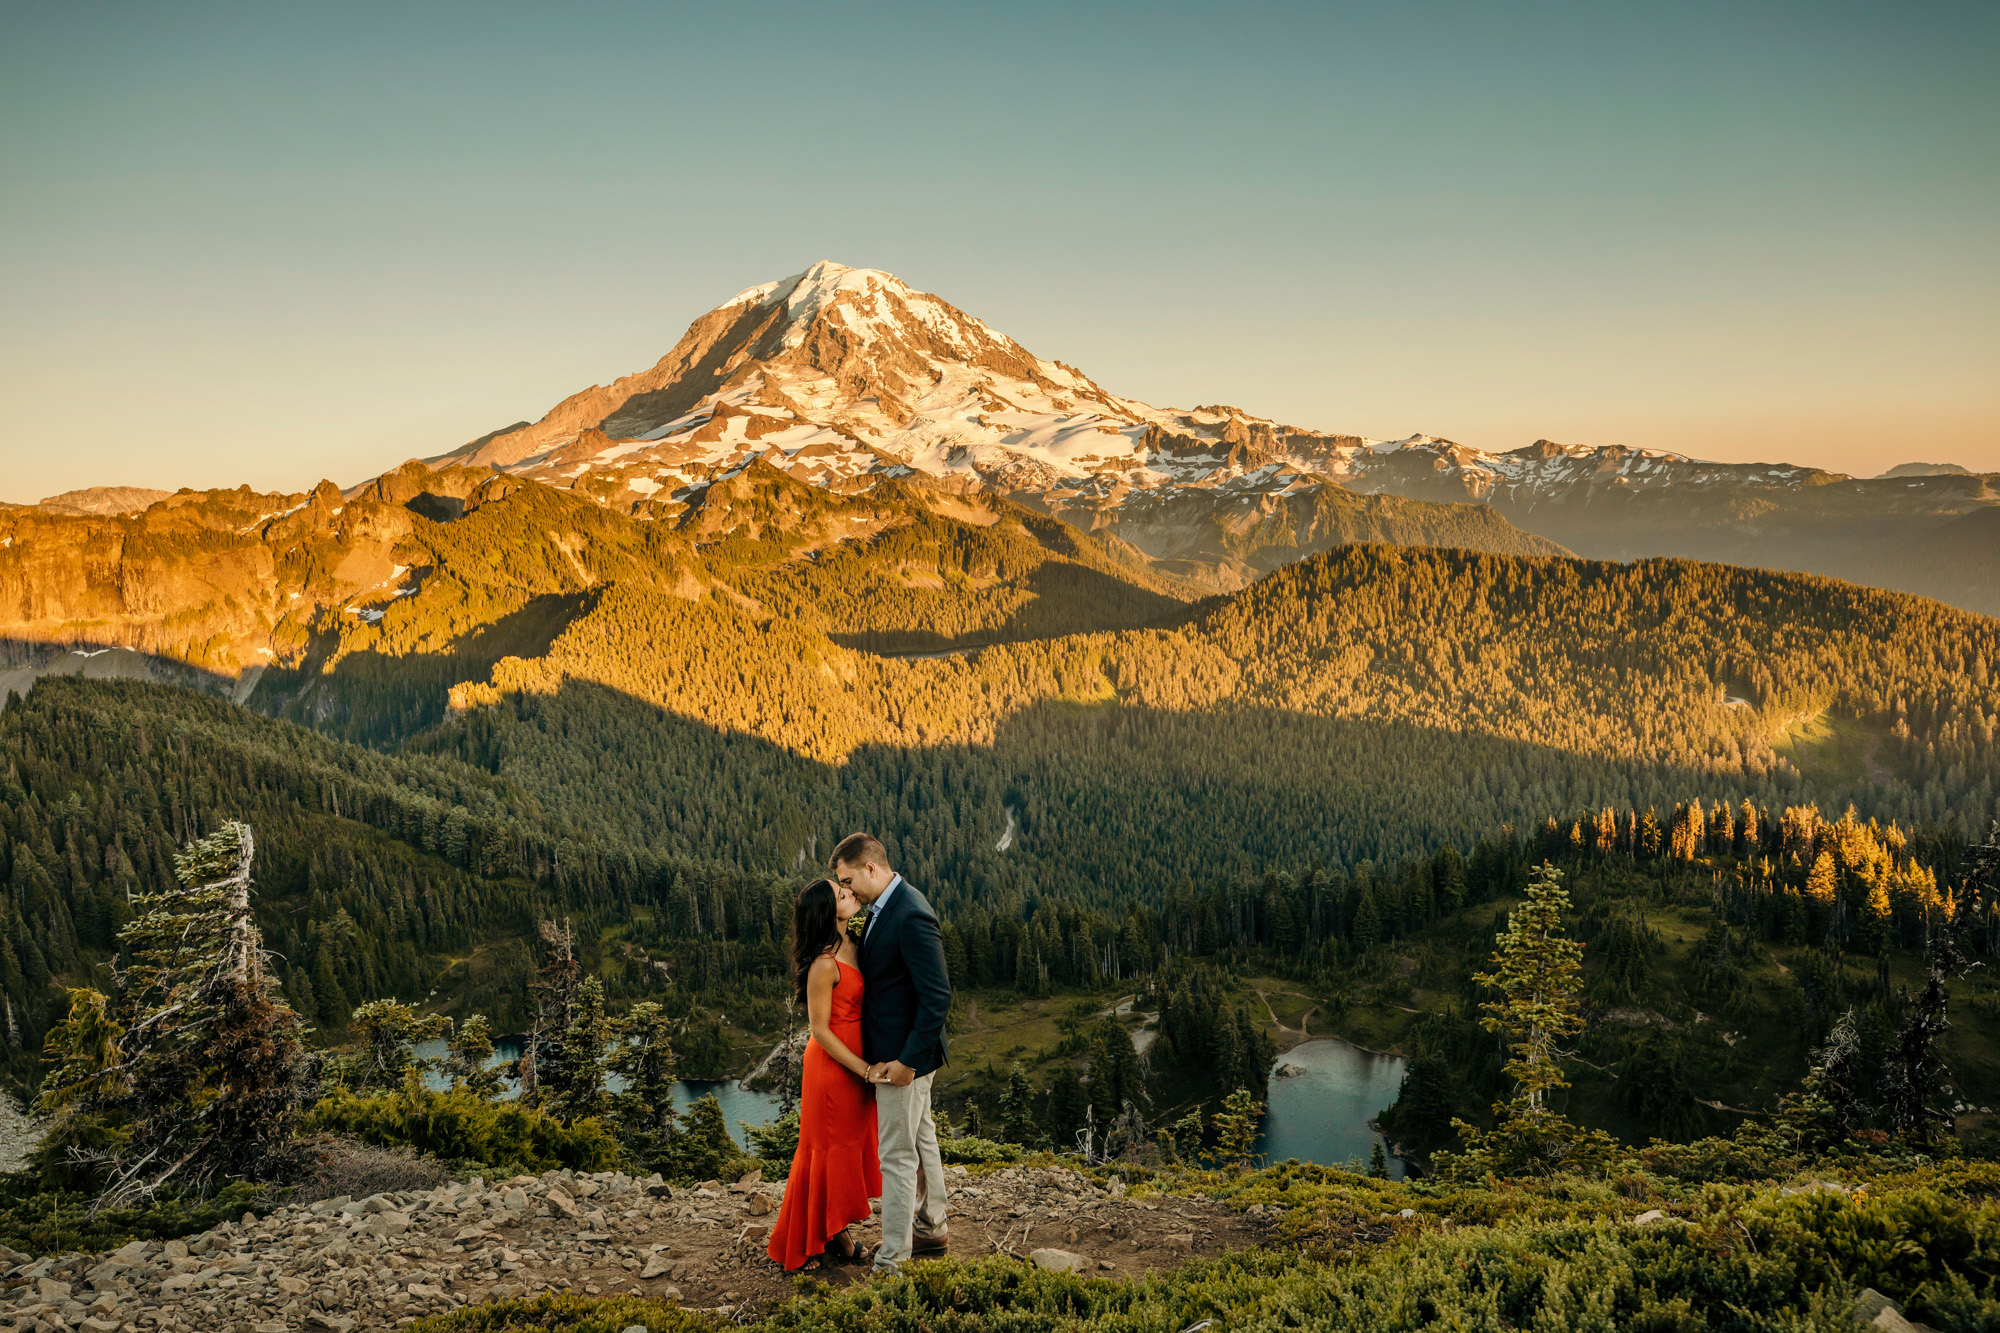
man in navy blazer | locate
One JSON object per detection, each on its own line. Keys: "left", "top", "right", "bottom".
{"left": 832, "top": 831, "right": 950, "bottom": 1273}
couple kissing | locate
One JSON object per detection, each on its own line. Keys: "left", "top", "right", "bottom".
{"left": 765, "top": 832, "right": 951, "bottom": 1275}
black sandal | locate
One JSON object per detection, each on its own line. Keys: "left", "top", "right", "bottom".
{"left": 831, "top": 1236, "right": 876, "bottom": 1266}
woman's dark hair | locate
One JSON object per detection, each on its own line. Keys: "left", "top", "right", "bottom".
{"left": 790, "top": 877, "right": 842, "bottom": 1006}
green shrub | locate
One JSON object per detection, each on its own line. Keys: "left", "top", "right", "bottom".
{"left": 0, "top": 1178, "right": 272, "bottom": 1257}
{"left": 654, "top": 1094, "right": 751, "bottom": 1185}
{"left": 309, "top": 1079, "right": 623, "bottom": 1177}
{"left": 409, "top": 1291, "right": 707, "bottom": 1333}
{"left": 938, "top": 1135, "right": 1022, "bottom": 1165}
{"left": 744, "top": 1107, "right": 799, "bottom": 1179}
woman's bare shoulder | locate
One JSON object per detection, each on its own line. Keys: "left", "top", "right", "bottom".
{"left": 808, "top": 952, "right": 842, "bottom": 982}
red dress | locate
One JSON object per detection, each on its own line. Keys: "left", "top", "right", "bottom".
{"left": 768, "top": 959, "right": 882, "bottom": 1270}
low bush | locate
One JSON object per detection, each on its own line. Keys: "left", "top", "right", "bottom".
{"left": 938, "top": 1136, "right": 1021, "bottom": 1166}
{"left": 409, "top": 1291, "right": 707, "bottom": 1333}
{"left": 0, "top": 1178, "right": 272, "bottom": 1257}
{"left": 309, "top": 1080, "right": 623, "bottom": 1177}
{"left": 296, "top": 1138, "right": 453, "bottom": 1203}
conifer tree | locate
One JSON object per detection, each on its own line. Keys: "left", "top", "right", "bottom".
{"left": 1157, "top": 1105, "right": 1206, "bottom": 1166}
{"left": 997, "top": 1062, "right": 1040, "bottom": 1146}
{"left": 38, "top": 821, "right": 316, "bottom": 1204}
{"left": 517, "top": 917, "right": 580, "bottom": 1105}
{"left": 1480, "top": 863, "right": 1582, "bottom": 1116}
{"left": 1088, "top": 1018, "right": 1140, "bottom": 1129}
{"left": 33, "top": 988, "right": 129, "bottom": 1188}
{"left": 662, "top": 1093, "right": 742, "bottom": 1184}
{"left": 1351, "top": 887, "right": 1381, "bottom": 949}
{"left": 1045, "top": 1063, "right": 1089, "bottom": 1152}
{"left": 1210, "top": 1086, "right": 1263, "bottom": 1174}
{"left": 1383, "top": 1053, "right": 1458, "bottom": 1150}
{"left": 607, "top": 999, "right": 680, "bottom": 1161}
{"left": 1884, "top": 919, "right": 1973, "bottom": 1151}
{"left": 543, "top": 975, "right": 611, "bottom": 1124}
{"left": 1447, "top": 862, "right": 1613, "bottom": 1177}
{"left": 1774, "top": 1008, "right": 1866, "bottom": 1151}
{"left": 346, "top": 997, "right": 448, "bottom": 1089}
{"left": 446, "top": 1013, "right": 506, "bottom": 1098}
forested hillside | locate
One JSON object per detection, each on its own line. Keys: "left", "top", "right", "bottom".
{"left": 409, "top": 527, "right": 2000, "bottom": 899}
{"left": 0, "top": 677, "right": 794, "bottom": 1087}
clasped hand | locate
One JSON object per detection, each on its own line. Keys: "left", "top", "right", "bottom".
{"left": 865, "top": 1060, "right": 916, "bottom": 1087}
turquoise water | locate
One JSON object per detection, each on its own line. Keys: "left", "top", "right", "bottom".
{"left": 1256, "top": 1038, "right": 1409, "bottom": 1178}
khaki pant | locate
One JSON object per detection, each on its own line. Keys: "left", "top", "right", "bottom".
{"left": 874, "top": 1073, "right": 948, "bottom": 1271}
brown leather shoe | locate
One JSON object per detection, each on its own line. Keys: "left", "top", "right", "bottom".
{"left": 912, "top": 1233, "right": 949, "bottom": 1255}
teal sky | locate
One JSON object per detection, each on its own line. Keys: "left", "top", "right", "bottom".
{"left": 3, "top": 1, "right": 1995, "bottom": 501}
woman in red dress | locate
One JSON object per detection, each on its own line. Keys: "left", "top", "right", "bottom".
{"left": 768, "top": 877, "right": 883, "bottom": 1271}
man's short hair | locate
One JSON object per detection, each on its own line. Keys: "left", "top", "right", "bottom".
{"left": 830, "top": 832, "right": 888, "bottom": 871}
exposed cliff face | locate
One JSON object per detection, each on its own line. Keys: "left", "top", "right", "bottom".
{"left": 0, "top": 466, "right": 499, "bottom": 681}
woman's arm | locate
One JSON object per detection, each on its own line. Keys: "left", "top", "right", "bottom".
{"left": 806, "top": 955, "right": 871, "bottom": 1079}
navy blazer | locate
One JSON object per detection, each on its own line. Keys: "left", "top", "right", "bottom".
{"left": 858, "top": 879, "right": 952, "bottom": 1077}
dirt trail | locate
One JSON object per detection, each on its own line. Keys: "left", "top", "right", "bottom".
{"left": 1254, "top": 986, "right": 1317, "bottom": 1039}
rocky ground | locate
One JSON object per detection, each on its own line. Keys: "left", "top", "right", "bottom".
{"left": 0, "top": 1098, "right": 41, "bottom": 1177}
{"left": 0, "top": 1165, "right": 1266, "bottom": 1332}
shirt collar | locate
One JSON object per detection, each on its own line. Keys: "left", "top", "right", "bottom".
{"left": 870, "top": 873, "right": 903, "bottom": 916}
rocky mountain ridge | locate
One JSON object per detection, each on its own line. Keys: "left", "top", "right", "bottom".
{"left": 30, "top": 488, "right": 174, "bottom": 517}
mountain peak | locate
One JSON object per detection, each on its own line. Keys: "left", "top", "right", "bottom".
{"left": 716, "top": 259, "right": 1019, "bottom": 364}
{"left": 1878, "top": 461, "right": 1971, "bottom": 479}
{"left": 725, "top": 260, "right": 902, "bottom": 315}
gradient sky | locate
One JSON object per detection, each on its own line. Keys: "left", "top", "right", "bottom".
{"left": 3, "top": 0, "right": 1995, "bottom": 502}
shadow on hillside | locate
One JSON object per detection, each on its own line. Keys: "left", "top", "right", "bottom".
{"left": 412, "top": 674, "right": 1846, "bottom": 913}
{"left": 246, "top": 589, "right": 602, "bottom": 745}
{"left": 0, "top": 637, "right": 242, "bottom": 710}
{"left": 827, "top": 561, "right": 1193, "bottom": 656}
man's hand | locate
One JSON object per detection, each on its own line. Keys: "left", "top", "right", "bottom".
{"left": 879, "top": 1060, "right": 916, "bottom": 1087}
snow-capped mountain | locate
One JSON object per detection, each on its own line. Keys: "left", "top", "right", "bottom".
{"left": 431, "top": 261, "right": 1997, "bottom": 602}
{"left": 431, "top": 262, "right": 1571, "bottom": 580}
{"left": 441, "top": 261, "right": 1336, "bottom": 511}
